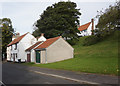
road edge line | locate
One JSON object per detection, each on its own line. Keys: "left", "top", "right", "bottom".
{"left": 29, "top": 70, "right": 99, "bottom": 84}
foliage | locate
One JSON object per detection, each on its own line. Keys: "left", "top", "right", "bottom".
{"left": 0, "top": 18, "right": 14, "bottom": 57}
{"left": 83, "top": 1, "right": 119, "bottom": 46}
{"left": 83, "top": 35, "right": 99, "bottom": 46}
{"left": 95, "top": 1, "right": 119, "bottom": 37}
{"left": 33, "top": 1, "right": 81, "bottom": 45}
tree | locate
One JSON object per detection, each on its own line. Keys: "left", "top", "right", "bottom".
{"left": 0, "top": 18, "right": 14, "bottom": 58}
{"left": 33, "top": 1, "right": 81, "bottom": 45}
{"left": 83, "top": 1, "right": 120, "bottom": 46}
{"left": 95, "top": 1, "right": 120, "bottom": 38}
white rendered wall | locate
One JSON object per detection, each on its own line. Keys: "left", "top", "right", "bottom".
{"left": 31, "top": 49, "right": 36, "bottom": 62}
{"left": 6, "top": 46, "right": 11, "bottom": 61}
{"left": 38, "top": 36, "right": 46, "bottom": 41}
{"left": 18, "top": 33, "right": 37, "bottom": 62}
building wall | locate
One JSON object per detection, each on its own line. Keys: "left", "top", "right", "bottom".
{"left": 6, "top": 46, "right": 11, "bottom": 61}
{"left": 41, "top": 50, "right": 46, "bottom": 63}
{"left": 18, "top": 33, "right": 37, "bottom": 62}
{"left": 31, "top": 49, "right": 36, "bottom": 62}
{"left": 38, "top": 36, "right": 46, "bottom": 41}
{"left": 45, "top": 38, "right": 74, "bottom": 63}
{"left": 10, "top": 43, "right": 19, "bottom": 62}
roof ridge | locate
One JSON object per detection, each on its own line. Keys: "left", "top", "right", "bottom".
{"left": 47, "top": 36, "right": 61, "bottom": 40}
{"left": 35, "top": 36, "right": 61, "bottom": 49}
{"left": 7, "top": 32, "right": 28, "bottom": 46}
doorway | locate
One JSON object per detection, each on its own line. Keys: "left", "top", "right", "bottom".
{"left": 36, "top": 51, "right": 40, "bottom": 63}
{"left": 27, "top": 53, "right": 31, "bottom": 62}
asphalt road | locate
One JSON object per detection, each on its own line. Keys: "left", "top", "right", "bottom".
{"left": 2, "top": 62, "right": 82, "bottom": 85}
{"left": 2, "top": 62, "right": 118, "bottom": 86}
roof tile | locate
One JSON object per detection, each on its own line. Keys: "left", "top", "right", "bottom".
{"left": 78, "top": 22, "right": 91, "bottom": 31}
{"left": 35, "top": 36, "right": 60, "bottom": 49}
{"left": 25, "top": 41, "right": 42, "bottom": 51}
{"left": 7, "top": 33, "right": 28, "bottom": 46}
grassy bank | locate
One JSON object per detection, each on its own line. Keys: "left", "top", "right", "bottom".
{"left": 24, "top": 31, "right": 118, "bottom": 75}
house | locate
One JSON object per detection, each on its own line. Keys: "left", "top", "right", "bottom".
{"left": 26, "top": 36, "right": 74, "bottom": 64}
{"left": 77, "top": 19, "right": 94, "bottom": 36}
{"left": 7, "top": 32, "right": 37, "bottom": 62}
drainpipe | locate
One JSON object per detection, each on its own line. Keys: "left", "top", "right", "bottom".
{"left": 91, "top": 18, "right": 94, "bottom": 35}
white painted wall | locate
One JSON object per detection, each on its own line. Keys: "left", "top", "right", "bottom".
{"left": 38, "top": 36, "right": 46, "bottom": 41}
{"left": 31, "top": 49, "right": 36, "bottom": 62}
{"left": 6, "top": 46, "right": 11, "bottom": 61}
{"left": 18, "top": 33, "right": 37, "bottom": 62}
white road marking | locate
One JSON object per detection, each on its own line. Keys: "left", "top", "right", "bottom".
{"left": 29, "top": 70, "right": 99, "bottom": 84}
{"left": 44, "top": 82, "right": 53, "bottom": 84}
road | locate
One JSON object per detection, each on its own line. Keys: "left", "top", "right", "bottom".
{"left": 2, "top": 62, "right": 118, "bottom": 86}
{"left": 2, "top": 62, "right": 83, "bottom": 85}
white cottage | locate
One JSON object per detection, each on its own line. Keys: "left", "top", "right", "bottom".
{"left": 77, "top": 19, "right": 94, "bottom": 36}
{"left": 33, "top": 36, "right": 74, "bottom": 64}
{"left": 7, "top": 32, "right": 37, "bottom": 62}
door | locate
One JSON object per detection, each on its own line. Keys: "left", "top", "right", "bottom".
{"left": 13, "top": 54, "right": 15, "bottom": 62}
{"left": 36, "top": 51, "right": 40, "bottom": 63}
{"left": 27, "top": 54, "right": 31, "bottom": 62}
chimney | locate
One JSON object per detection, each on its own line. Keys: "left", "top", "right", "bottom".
{"left": 16, "top": 32, "right": 20, "bottom": 38}
{"left": 91, "top": 18, "right": 94, "bottom": 35}
{"left": 12, "top": 32, "right": 20, "bottom": 41}
{"left": 12, "top": 34, "right": 15, "bottom": 41}
{"left": 41, "top": 33, "right": 44, "bottom": 36}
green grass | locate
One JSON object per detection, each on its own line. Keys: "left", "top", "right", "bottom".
{"left": 24, "top": 31, "right": 118, "bottom": 75}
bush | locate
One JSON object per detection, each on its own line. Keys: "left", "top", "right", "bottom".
{"left": 83, "top": 35, "right": 99, "bottom": 46}
{"left": 67, "top": 39, "right": 78, "bottom": 45}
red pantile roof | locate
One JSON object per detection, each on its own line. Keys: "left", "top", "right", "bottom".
{"left": 25, "top": 41, "right": 42, "bottom": 51}
{"left": 35, "top": 36, "right": 61, "bottom": 49}
{"left": 78, "top": 22, "right": 91, "bottom": 31}
{"left": 7, "top": 33, "right": 28, "bottom": 46}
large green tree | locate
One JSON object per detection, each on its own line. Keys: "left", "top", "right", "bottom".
{"left": 95, "top": 1, "right": 120, "bottom": 37}
{"left": 0, "top": 18, "right": 14, "bottom": 58}
{"left": 33, "top": 1, "right": 81, "bottom": 45}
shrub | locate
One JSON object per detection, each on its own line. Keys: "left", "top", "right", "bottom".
{"left": 67, "top": 39, "right": 78, "bottom": 45}
{"left": 83, "top": 35, "right": 100, "bottom": 46}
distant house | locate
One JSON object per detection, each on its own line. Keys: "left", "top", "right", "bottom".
{"left": 26, "top": 36, "right": 74, "bottom": 64}
{"left": 77, "top": 19, "right": 94, "bottom": 36}
{"left": 7, "top": 32, "right": 37, "bottom": 62}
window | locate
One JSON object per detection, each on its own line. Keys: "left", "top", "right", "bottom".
{"left": 15, "top": 44, "right": 17, "bottom": 50}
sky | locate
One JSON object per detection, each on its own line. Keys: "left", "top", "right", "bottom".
{"left": 0, "top": 0, "right": 116, "bottom": 35}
